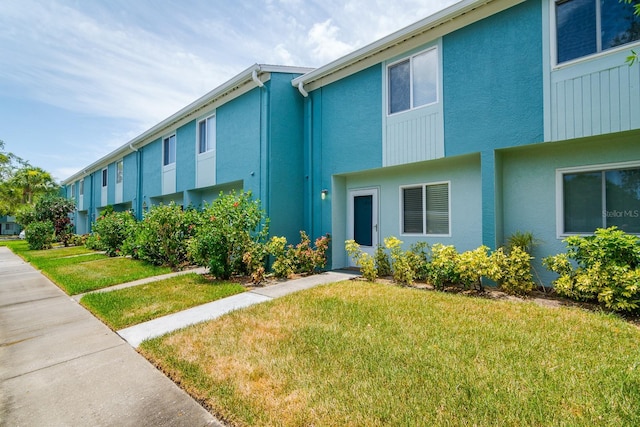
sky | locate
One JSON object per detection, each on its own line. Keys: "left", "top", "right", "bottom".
{"left": 0, "top": 0, "right": 459, "bottom": 183}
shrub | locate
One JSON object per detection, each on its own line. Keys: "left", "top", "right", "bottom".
{"left": 493, "top": 246, "right": 534, "bottom": 296}
{"left": 269, "top": 232, "right": 331, "bottom": 278}
{"left": 90, "top": 210, "right": 137, "bottom": 257}
{"left": 374, "top": 246, "right": 392, "bottom": 277}
{"left": 345, "top": 240, "right": 377, "bottom": 282}
{"left": 68, "top": 234, "right": 88, "bottom": 247}
{"left": 457, "top": 246, "right": 493, "bottom": 291}
{"left": 427, "top": 244, "right": 460, "bottom": 290}
{"left": 543, "top": 227, "right": 640, "bottom": 312}
{"left": 25, "top": 220, "right": 54, "bottom": 250}
{"left": 17, "top": 195, "right": 75, "bottom": 246}
{"left": 123, "top": 203, "right": 200, "bottom": 268}
{"left": 189, "top": 191, "right": 269, "bottom": 279}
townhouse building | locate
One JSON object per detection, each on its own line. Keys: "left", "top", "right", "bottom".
{"left": 64, "top": 0, "right": 640, "bottom": 284}
{"left": 62, "top": 65, "right": 312, "bottom": 243}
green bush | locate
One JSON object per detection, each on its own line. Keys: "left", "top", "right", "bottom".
{"left": 345, "top": 240, "right": 377, "bottom": 282}
{"left": 123, "top": 203, "right": 200, "bottom": 268}
{"left": 25, "top": 220, "right": 55, "bottom": 250}
{"left": 384, "top": 237, "right": 417, "bottom": 285}
{"left": 189, "top": 191, "right": 269, "bottom": 279}
{"left": 492, "top": 246, "right": 534, "bottom": 296}
{"left": 17, "top": 195, "right": 75, "bottom": 246}
{"left": 374, "top": 246, "right": 392, "bottom": 277}
{"left": 543, "top": 227, "right": 640, "bottom": 312}
{"left": 427, "top": 244, "right": 460, "bottom": 290}
{"left": 269, "top": 232, "right": 331, "bottom": 278}
{"left": 90, "top": 210, "right": 137, "bottom": 257}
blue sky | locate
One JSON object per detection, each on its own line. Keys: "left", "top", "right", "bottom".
{"left": 0, "top": 0, "right": 459, "bottom": 182}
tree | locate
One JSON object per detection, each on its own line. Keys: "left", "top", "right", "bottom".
{"left": 624, "top": 0, "right": 640, "bottom": 65}
{"left": 16, "top": 194, "right": 75, "bottom": 246}
{"left": 0, "top": 140, "right": 59, "bottom": 216}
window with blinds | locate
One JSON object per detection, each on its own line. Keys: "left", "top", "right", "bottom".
{"left": 401, "top": 182, "right": 449, "bottom": 235}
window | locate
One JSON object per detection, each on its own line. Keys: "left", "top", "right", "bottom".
{"left": 401, "top": 182, "right": 449, "bottom": 235}
{"left": 116, "top": 160, "right": 123, "bottom": 184}
{"left": 163, "top": 134, "right": 176, "bottom": 166}
{"left": 198, "top": 115, "right": 216, "bottom": 154}
{"left": 79, "top": 179, "right": 84, "bottom": 197}
{"left": 555, "top": 0, "right": 640, "bottom": 63}
{"left": 70, "top": 183, "right": 75, "bottom": 199}
{"left": 101, "top": 168, "right": 108, "bottom": 187}
{"left": 560, "top": 164, "right": 640, "bottom": 234}
{"left": 388, "top": 47, "right": 438, "bottom": 115}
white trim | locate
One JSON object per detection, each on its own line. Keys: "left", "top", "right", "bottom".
{"left": 347, "top": 187, "right": 379, "bottom": 264}
{"left": 399, "top": 180, "right": 451, "bottom": 237}
{"left": 196, "top": 113, "right": 216, "bottom": 155}
{"left": 101, "top": 168, "right": 108, "bottom": 188}
{"left": 555, "top": 160, "right": 640, "bottom": 238}
{"left": 162, "top": 133, "right": 177, "bottom": 167}
{"left": 550, "top": 0, "right": 640, "bottom": 70}
{"left": 386, "top": 46, "right": 439, "bottom": 117}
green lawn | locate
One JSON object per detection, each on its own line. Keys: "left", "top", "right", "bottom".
{"left": 141, "top": 281, "right": 640, "bottom": 427}
{"left": 43, "top": 256, "right": 172, "bottom": 295}
{"left": 81, "top": 273, "right": 246, "bottom": 329}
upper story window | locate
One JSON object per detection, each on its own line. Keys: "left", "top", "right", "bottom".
{"left": 388, "top": 47, "right": 438, "bottom": 115}
{"left": 401, "top": 181, "right": 450, "bottom": 236}
{"left": 79, "top": 179, "right": 84, "bottom": 196}
{"left": 116, "top": 160, "right": 123, "bottom": 184}
{"left": 101, "top": 168, "right": 108, "bottom": 187}
{"left": 555, "top": 0, "right": 640, "bottom": 64}
{"left": 70, "top": 183, "right": 75, "bottom": 199}
{"left": 198, "top": 115, "right": 216, "bottom": 154}
{"left": 558, "top": 162, "right": 640, "bottom": 235}
{"left": 163, "top": 134, "right": 176, "bottom": 166}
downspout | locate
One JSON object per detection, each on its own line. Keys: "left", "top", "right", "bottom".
{"left": 127, "top": 143, "right": 142, "bottom": 218}
{"left": 252, "top": 67, "right": 264, "bottom": 88}
{"left": 297, "top": 81, "right": 308, "bottom": 97}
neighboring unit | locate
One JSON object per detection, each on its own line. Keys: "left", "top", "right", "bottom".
{"left": 63, "top": 65, "right": 312, "bottom": 242}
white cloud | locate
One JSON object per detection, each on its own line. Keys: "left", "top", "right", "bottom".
{"left": 307, "top": 19, "right": 356, "bottom": 63}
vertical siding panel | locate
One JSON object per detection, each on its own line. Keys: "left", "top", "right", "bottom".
{"left": 631, "top": 63, "right": 640, "bottom": 129}
{"left": 565, "top": 80, "right": 575, "bottom": 139}
{"left": 581, "top": 74, "right": 591, "bottom": 136}
{"left": 591, "top": 71, "right": 601, "bottom": 135}
{"left": 610, "top": 67, "right": 621, "bottom": 132}
{"left": 600, "top": 71, "right": 611, "bottom": 134}
{"left": 556, "top": 81, "right": 566, "bottom": 141}
{"left": 619, "top": 64, "right": 630, "bottom": 131}
{"left": 573, "top": 77, "right": 583, "bottom": 138}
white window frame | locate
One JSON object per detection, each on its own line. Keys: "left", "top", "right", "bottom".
{"left": 163, "top": 134, "right": 176, "bottom": 166}
{"left": 116, "top": 160, "right": 124, "bottom": 184}
{"left": 70, "top": 183, "right": 75, "bottom": 199}
{"left": 387, "top": 46, "right": 439, "bottom": 116}
{"left": 79, "top": 179, "right": 84, "bottom": 197}
{"left": 101, "top": 168, "right": 108, "bottom": 188}
{"left": 551, "top": 0, "right": 640, "bottom": 68}
{"left": 197, "top": 114, "right": 216, "bottom": 155}
{"left": 399, "top": 181, "right": 451, "bottom": 237}
{"left": 556, "top": 160, "right": 640, "bottom": 237}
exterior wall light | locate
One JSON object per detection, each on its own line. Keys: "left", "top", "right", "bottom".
{"left": 321, "top": 189, "right": 328, "bottom": 200}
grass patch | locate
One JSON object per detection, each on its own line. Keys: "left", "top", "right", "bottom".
{"left": 141, "top": 281, "right": 640, "bottom": 426}
{"left": 80, "top": 274, "right": 246, "bottom": 329}
{"left": 43, "top": 257, "right": 172, "bottom": 295}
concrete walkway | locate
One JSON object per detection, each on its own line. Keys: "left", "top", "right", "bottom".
{"left": 0, "top": 247, "right": 221, "bottom": 426}
{"left": 0, "top": 246, "right": 359, "bottom": 425}
{"left": 118, "top": 270, "right": 359, "bottom": 347}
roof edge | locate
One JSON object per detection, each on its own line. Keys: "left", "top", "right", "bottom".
{"left": 62, "top": 64, "right": 314, "bottom": 185}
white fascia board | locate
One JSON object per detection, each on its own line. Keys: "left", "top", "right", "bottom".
{"left": 62, "top": 64, "right": 313, "bottom": 185}
{"left": 292, "top": 0, "right": 523, "bottom": 91}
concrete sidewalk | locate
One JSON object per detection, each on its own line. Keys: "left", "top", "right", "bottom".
{"left": 118, "top": 270, "right": 359, "bottom": 347}
{"left": 0, "top": 247, "right": 221, "bottom": 426}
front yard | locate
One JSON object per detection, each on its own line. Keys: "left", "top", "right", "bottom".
{"left": 141, "top": 281, "right": 640, "bottom": 426}
{"left": 4, "top": 239, "right": 639, "bottom": 426}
